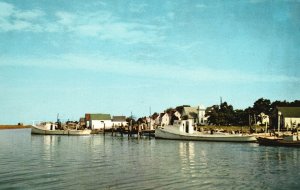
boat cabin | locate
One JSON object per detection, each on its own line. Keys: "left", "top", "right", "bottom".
{"left": 41, "top": 122, "right": 57, "bottom": 130}
{"left": 174, "top": 120, "right": 194, "bottom": 134}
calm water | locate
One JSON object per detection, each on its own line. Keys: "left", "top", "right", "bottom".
{"left": 0, "top": 129, "right": 300, "bottom": 190}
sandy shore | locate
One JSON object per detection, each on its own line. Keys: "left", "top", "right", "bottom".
{"left": 0, "top": 125, "right": 31, "bottom": 130}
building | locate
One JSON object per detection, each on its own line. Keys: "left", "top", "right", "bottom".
{"left": 112, "top": 116, "right": 127, "bottom": 127}
{"left": 152, "top": 113, "right": 160, "bottom": 126}
{"left": 79, "top": 117, "right": 86, "bottom": 128}
{"left": 159, "top": 112, "right": 170, "bottom": 126}
{"left": 146, "top": 116, "right": 155, "bottom": 130}
{"left": 166, "top": 109, "right": 181, "bottom": 125}
{"left": 277, "top": 107, "right": 300, "bottom": 129}
{"left": 258, "top": 112, "right": 269, "bottom": 126}
{"left": 180, "top": 105, "right": 207, "bottom": 126}
{"left": 85, "top": 113, "right": 112, "bottom": 130}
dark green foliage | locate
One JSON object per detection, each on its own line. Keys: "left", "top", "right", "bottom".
{"left": 206, "top": 103, "right": 235, "bottom": 126}
{"left": 233, "top": 109, "right": 249, "bottom": 126}
{"left": 253, "top": 98, "right": 271, "bottom": 115}
{"left": 206, "top": 98, "right": 299, "bottom": 127}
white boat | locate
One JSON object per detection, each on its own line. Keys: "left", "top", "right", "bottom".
{"left": 155, "top": 120, "right": 257, "bottom": 142}
{"left": 31, "top": 122, "right": 92, "bottom": 135}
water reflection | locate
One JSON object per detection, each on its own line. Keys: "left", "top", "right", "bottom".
{"left": 2, "top": 130, "right": 300, "bottom": 190}
{"left": 179, "top": 142, "right": 196, "bottom": 175}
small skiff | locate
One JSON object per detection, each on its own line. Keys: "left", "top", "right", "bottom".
{"left": 257, "top": 136, "right": 300, "bottom": 147}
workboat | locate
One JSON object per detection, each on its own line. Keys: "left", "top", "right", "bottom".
{"left": 155, "top": 120, "right": 257, "bottom": 142}
{"left": 257, "top": 135, "right": 300, "bottom": 147}
{"left": 31, "top": 122, "right": 92, "bottom": 135}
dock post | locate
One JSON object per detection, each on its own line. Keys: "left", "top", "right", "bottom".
{"left": 138, "top": 125, "right": 140, "bottom": 140}
{"left": 130, "top": 119, "right": 133, "bottom": 137}
{"left": 278, "top": 111, "right": 281, "bottom": 137}
{"left": 128, "top": 126, "right": 130, "bottom": 139}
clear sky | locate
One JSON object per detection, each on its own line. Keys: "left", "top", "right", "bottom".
{"left": 0, "top": 0, "right": 299, "bottom": 124}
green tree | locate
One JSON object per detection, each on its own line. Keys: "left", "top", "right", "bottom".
{"left": 206, "top": 102, "right": 235, "bottom": 126}
{"left": 252, "top": 98, "right": 271, "bottom": 124}
{"left": 253, "top": 98, "right": 271, "bottom": 115}
{"left": 233, "top": 109, "right": 249, "bottom": 126}
{"left": 205, "top": 105, "right": 220, "bottom": 125}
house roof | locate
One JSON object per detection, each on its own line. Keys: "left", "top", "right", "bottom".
{"left": 159, "top": 113, "right": 167, "bottom": 117}
{"left": 112, "top": 116, "right": 126, "bottom": 122}
{"left": 152, "top": 113, "right": 159, "bottom": 120}
{"left": 182, "top": 107, "right": 198, "bottom": 119}
{"left": 277, "top": 107, "right": 300, "bottom": 118}
{"left": 90, "top": 114, "right": 111, "bottom": 120}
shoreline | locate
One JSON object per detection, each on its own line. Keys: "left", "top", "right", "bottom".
{"left": 0, "top": 125, "right": 31, "bottom": 130}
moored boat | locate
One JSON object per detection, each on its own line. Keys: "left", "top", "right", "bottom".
{"left": 257, "top": 135, "right": 300, "bottom": 147}
{"left": 31, "top": 122, "right": 92, "bottom": 135}
{"left": 155, "top": 120, "right": 257, "bottom": 142}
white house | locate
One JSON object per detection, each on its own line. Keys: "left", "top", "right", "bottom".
{"left": 258, "top": 112, "right": 269, "bottom": 125}
{"left": 112, "top": 116, "right": 127, "bottom": 127}
{"left": 172, "top": 111, "right": 181, "bottom": 120}
{"left": 152, "top": 114, "right": 160, "bottom": 126}
{"left": 85, "top": 113, "right": 112, "bottom": 130}
{"left": 277, "top": 107, "right": 300, "bottom": 129}
{"left": 159, "top": 113, "right": 170, "bottom": 126}
{"left": 197, "top": 105, "right": 207, "bottom": 125}
{"left": 146, "top": 117, "right": 155, "bottom": 130}
{"left": 181, "top": 105, "right": 207, "bottom": 126}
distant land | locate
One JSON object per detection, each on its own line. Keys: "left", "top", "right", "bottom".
{"left": 0, "top": 125, "right": 30, "bottom": 130}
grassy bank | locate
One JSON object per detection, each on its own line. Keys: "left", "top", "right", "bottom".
{"left": 0, "top": 125, "right": 31, "bottom": 130}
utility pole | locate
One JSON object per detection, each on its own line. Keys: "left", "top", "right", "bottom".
{"left": 278, "top": 111, "right": 281, "bottom": 137}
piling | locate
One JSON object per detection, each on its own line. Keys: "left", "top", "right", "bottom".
{"left": 137, "top": 125, "right": 140, "bottom": 140}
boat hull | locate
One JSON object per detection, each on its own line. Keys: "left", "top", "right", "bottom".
{"left": 257, "top": 137, "right": 300, "bottom": 147}
{"left": 31, "top": 125, "right": 92, "bottom": 135}
{"left": 155, "top": 127, "right": 257, "bottom": 142}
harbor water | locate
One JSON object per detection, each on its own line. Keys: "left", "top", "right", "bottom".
{"left": 0, "top": 129, "right": 300, "bottom": 190}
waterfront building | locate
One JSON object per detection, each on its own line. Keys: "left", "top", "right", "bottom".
{"left": 146, "top": 116, "right": 155, "bottom": 130}
{"left": 152, "top": 113, "right": 160, "bottom": 126}
{"left": 180, "top": 105, "right": 207, "bottom": 126}
{"left": 257, "top": 112, "right": 269, "bottom": 126}
{"left": 79, "top": 117, "right": 86, "bottom": 128}
{"left": 277, "top": 107, "right": 300, "bottom": 130}
{"left": 159, "top": 112, "right": 170, "bottom": 126}
{"left": 85, "top": 113, "right": 112, "bottom": 129}
{"left": 112, "top": 116, "right": 127, "bottom": 127}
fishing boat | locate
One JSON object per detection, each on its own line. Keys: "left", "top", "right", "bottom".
{"left": 155, "top": 120, "right": 257, "bottom": 142}
{"left": 31, "top": 122, "right": 92, "bottom": 135}
{"left": 257, "top": 135, "right": 300, "bottom": 147}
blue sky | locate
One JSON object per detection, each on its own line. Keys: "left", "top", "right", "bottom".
{"left": 0, "top": 0, "right": 299, "bottom": 124}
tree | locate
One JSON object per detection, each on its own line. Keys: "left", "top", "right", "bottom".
{"left": 253, "top": 98, "right": 271, "bottom": 115}
{"left": 251, "top": 98, "right": 271, "bottom": 125}
{"left": 206, "top": 102, "right": 235, "bottom": 126}
{"left": 205, "top": 105, "right": 220, "bottom": 125}
{"left": 233, "top": 109, "right": 249, "bottom": 126}
{"left": 290, "top": 100, "right": 300, "bottom": 107}
{"left": 270, "top": 100, "right": 289, "bottom": 113}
